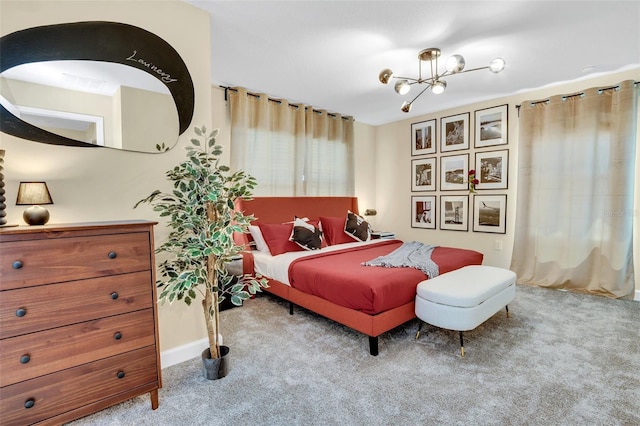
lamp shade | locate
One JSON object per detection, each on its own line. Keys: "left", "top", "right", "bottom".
{"left": 394, "top": 79, "right": 411, "bottom": 95}
{"left": 489, "top": 58, "right": 506, "bottom": 73}
{"left": 16, "top": 182, "right": 53, "bottom": 205}
{"left": 431, "top": 80, "right": 447, "bottom": 94}
{"left": 16, "top": 182, "right": 53, "bottom": 226}
{"left": 446, "top": 54, "right": 465, "bottom": 73}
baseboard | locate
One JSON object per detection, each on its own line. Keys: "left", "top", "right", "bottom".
{"left": 635, "top": 290, "right": 640, "bottom": 302}
{"left": 160, "top": 337, "right": 209, "bottom": 369}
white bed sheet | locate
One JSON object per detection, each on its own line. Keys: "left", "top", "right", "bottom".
{"left": 252, "top": 239, "right": 391, "bottom": 286}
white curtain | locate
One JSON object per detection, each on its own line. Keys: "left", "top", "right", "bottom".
{"left": 228, "top": 87, "right": 354, "bottom": 196}
{"left": 511, "top": 80, "right": 638, "bottom": 299}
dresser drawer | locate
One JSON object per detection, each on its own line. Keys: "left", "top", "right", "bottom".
{"left": 0, "top": 346, "right": 159, "bottom": 426}
{"left": 0, "top": 232, "right": 151, "bottom": 290}
{"left": 0, "top": 271, "right": 153, "bottom": 339}
{"left": 0, "top": 309, "right": 156, "bottom": 387}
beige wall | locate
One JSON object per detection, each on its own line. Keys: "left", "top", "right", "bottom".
{"left": 0, "top": 0, "right": 213, "bottom": 354}
{"left": 372, "top": 68, "right": 640, "bottom": 292}
{"left": 1, "top": 1, "right": 638, "bottom": 363}
{"left": 120, "top": 86, "right": 177, "bottom": 152}
{"left": 1, "top": 77, "right": 114, "bottom": 144}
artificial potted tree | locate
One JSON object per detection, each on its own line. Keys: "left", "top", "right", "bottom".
{"left": 136, "top": 125, "right": 268, "bottom": 379}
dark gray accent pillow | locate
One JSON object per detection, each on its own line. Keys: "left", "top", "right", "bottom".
{"left": 289, "top": 217, "right": 323, "bottom": 250}
{"left": 344, "top": 211, "right": 371, "bottom": 242}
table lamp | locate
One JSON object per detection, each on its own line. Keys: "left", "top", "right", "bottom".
{"left": 16, "top": 182, "right": 54, "bottom": 225}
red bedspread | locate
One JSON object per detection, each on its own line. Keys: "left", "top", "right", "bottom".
{"left": 288, "top": 240, "right": 483, "bottom": 315}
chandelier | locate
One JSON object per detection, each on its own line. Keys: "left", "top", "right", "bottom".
{"left": 379, "top": 48, "right": 505, "bottom": 112}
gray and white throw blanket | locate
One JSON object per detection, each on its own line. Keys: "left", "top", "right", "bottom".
{"left": 362, "top": 241, "right": 439, "bottom": 278}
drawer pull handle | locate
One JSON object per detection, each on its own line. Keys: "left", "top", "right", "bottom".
{"left": 16, "top": 308, "right": 27, "bottom": 317}
{"left": 117, "top": 371, "right": 125, "bottom": 379}
{"left": 20, "top": 354, "right": 31, "bottom": 364}
{"left": 114, "top": 332, "right": 123, "bottom": 340}
{"left": 12, "top": 260, "right": 23, "bottom": 269}
{"left": 110, "top": 292, "right": 119, "bottom": 300}
{"left": 24, "top": 398, "right": 35, "bottom": 409}
{"left": 108, "top": 251, "right": 117, "bottom": 259}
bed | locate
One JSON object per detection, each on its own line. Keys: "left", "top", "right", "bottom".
{"left": 234, "top": 196, "right": 483, "bottom": 355}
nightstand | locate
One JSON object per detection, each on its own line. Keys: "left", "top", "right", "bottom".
{"left": 371, "top": 231, "right": 396, "bottom": 240}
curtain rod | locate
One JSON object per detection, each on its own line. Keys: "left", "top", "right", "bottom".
{"left": 220, "top": 86, "right": 353, "bottom": 121}
{"left": 516, "top": 81, "right": 638, "bottom": 110}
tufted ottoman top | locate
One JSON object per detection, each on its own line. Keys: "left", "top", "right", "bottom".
{"left": 416, "top": 265, "right": 516, "bottom": 308}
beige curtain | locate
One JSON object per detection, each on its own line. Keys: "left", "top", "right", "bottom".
{"left": 511, "top": 80, "right": 638, "bottom": 299}
{"left": 228, "top": 87, "right": 354, "bottom": 196}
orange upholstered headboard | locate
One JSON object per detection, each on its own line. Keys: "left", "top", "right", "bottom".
{"left": 237, "top": 196, "right": 359, "bottom": 224}
{"left": 233, "top": 196, "right": 359, "bottom": 247}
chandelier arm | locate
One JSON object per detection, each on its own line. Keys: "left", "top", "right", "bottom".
{"left": 393, "top": 76, "right": 420, "bottom": 83}
{"left": 407, "top": 83, "right": 433, "bottom": 105}
{"left": 449, "top": 66, "right": 490, "bottom": 75}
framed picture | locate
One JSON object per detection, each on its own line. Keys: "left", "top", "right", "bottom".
{"left": 411, "top": 157, "right": 436, "bottom": 191}
{"left": 440, "top": 112, "right": 469, "bottom": 152}
{"left": 474, "top": 149, "right": 509, "bottom": 189}
{"left": 440, "top": 195, "right": 469, "bottom": 231}
{"left": 474, "top": 104, "right": 508, "bottom": 147}
{"left": 411, "top": 195, "right": 436, "bottom": 229}
{"left": 440, "top": 153, "right": 469, "bottom": 191}
{"left": 411, "top": 119, "right": 436, "bottom": 156}
{"left": 473, "top": 194, "right": 507, "bottom": 234}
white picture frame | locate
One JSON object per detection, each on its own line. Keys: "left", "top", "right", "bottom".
{"left": 411, "top": 195, "right": 436, "bottom": 229}
{"left": 440, "top": 195, "right": 469, "bottom": 231}
{"left": 412, "top": 157, "right": 437, "bottom": 191}
{"left": 440, "top": 112, "right": 469, "bottom": 152}
{"left": 440, "top": 153, "right": 469, "bottom": 191}
{"left": 474, "top": 104, "right": 508, "bottom": 148}
{"left": 411, "top": 119, "right": 437, "bottom": 156}
{"left": 473, "top": 194, "right": 507, "bottom": 234}
{"left": 474, "top": 149, "right": 509, "bottom": 190}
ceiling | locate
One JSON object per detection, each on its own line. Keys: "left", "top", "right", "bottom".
{"left": 188, "top": 1, "right": 639, "bottom": 126}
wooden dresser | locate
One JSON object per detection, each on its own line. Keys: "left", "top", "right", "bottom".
{"left": 0, "top": 220, "right": 161, "bottom": 425}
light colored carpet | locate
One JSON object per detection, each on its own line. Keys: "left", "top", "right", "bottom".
{"left": 69, "top": 285, "right": 639, "bottom": 425}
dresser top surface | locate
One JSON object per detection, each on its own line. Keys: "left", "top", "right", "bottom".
{"left": 0, "top": 220, "right": 158, "bottom": 237}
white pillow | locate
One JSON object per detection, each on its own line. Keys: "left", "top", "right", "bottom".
{"left": 248, "top": 225, "right": 271, "bottom": 254}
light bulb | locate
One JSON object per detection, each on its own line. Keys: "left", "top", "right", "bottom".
{"left": 489, "top": 58, "right": 505, "bottom": 73}
{"left": 446, "top": 54, "right": 465, "bottom": 73}
{"left": 394, "top": 79, "right": 411, "bottom": 95}
{"left": 431, "top": 80, "right": 447, "bottom": 94}
{"left": 401, "top": 101, "right": 412, "bottom": 113}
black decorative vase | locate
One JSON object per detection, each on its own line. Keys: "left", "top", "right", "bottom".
{"left": 0, "top": 150, "right": 6, "bottom": 226}
{"left": 201, "top": 346, "right": 230, "bottom": 380}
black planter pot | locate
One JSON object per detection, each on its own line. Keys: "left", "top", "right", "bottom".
{"left": 201, "top": 346, "right": 230, "bottom": 380}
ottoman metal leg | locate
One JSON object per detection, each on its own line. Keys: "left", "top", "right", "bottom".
{"left": 415, "top": 321, "right": 424, "bottom": 340}
{"left": 459, "top": 332, "right": 465, "bottom": 357}
{"left": 506, "top": 305, "right": 510, "bottom": 318}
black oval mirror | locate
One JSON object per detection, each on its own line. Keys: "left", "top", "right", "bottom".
{"left": 0, "top": 21, "right": 194, "bottom": 153}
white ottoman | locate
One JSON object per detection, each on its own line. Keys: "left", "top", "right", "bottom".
{"left": 414, "top": 265, "right": 516, "bottom": 357}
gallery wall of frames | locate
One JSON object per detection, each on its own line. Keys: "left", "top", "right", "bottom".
{"left": 411, "top": 104, "right": 509, "bottom": 234}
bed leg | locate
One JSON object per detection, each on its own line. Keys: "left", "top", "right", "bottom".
{"left": 369, "top": 336, "right": 379, "bottom": 356}
{"left": 289, "top": 302, "right": 294, "bottom": 315}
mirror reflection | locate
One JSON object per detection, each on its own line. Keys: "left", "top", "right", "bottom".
{"left": 1, "top": 60, "right": 179, "bottom": 152}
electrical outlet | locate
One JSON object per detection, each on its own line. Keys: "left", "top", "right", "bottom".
{"left": 494, "top": 240, "right": 503, "bottom": 251}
